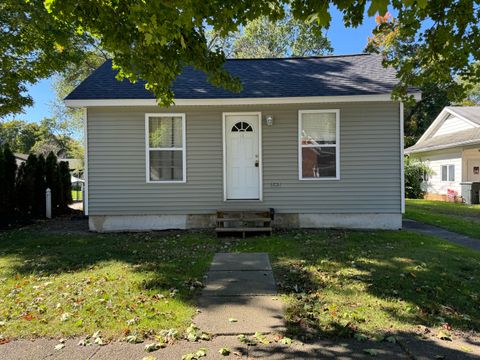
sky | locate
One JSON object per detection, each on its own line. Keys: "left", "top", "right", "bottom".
{"left": 4, "top": 6, "right": 381, "bottom": 125}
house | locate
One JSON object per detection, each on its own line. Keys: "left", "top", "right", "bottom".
{"left": 405, "top": 106, "right": 480, "bottom": 204}
{"left": 65, "top": 53, "right": 420, "bottom": 232}
{"left": 14, "top": 153, "right": 82, "bottom": 176}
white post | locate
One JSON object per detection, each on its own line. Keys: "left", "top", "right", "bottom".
{"left": 46, "top": 188, "right": 52, "bottom": 219}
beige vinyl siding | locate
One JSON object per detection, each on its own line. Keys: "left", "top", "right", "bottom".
{"left": 87, "top": 102, "right": 401, "bottom": 215}
{"left": 433, "top": 114, "right": 475, "bottom": 137}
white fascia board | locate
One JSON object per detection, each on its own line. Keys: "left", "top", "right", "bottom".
{"left": 416, "top": 108, "right": 450, "bottom": 143}
{"left": 64, "top": 92, "right": 422, "bottom": 108}
{"left": 405, "top": 139, "right": 480, "bottom": 154}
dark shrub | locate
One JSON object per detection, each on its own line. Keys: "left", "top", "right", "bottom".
{"left": 405, "top": 156, "right": 432, "bottom": 199}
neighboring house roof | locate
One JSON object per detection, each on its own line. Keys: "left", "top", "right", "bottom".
{"left": 405, "top": 127, "right": 480, "bottom": 153}
{"left": 445, "top": 106, "right": 480, "bottom": 125}
{"left": 14, "top": 153, "right": 82, "bottom": 170}
{"left": 405, "top": 106, "right": 480, "bottom": 154}
{"left": 65, "top": 53, "right": 408, "bottom": 101}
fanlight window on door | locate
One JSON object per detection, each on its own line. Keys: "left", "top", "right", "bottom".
{"left": 231, "top": 122, "right": 253, "bottom": 132}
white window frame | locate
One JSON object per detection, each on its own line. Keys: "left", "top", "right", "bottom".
{"left": 441, "top": 164, "right": 455, "bottom": 182}
{"left": 145, "top": 113, "right": 187, "bottom": 183}
{"left": 298, "top": 109, "right": 340, "bottom": 180}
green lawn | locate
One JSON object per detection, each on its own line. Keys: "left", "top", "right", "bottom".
{"left": 233, "top": 230, "right": 480, "bottom": 338}
{"left": 405, "top": 199, "right": 480, "bottom": 238}
{"left": 0, "top": 226, "right": 479, "bottom": 341}
{"left": 0, "top": 229, "right": 221, "bottom": 339}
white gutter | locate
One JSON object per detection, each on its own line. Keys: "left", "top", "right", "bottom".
{"left": 405, "top": 138, "right": 480, "bottom": 154}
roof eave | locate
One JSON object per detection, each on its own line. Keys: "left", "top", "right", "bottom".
{"left": 65, "top": 92, "right": 421, "bottom": 107}
{"left": 405, "top": 138, "right": 480, "bottom": 154}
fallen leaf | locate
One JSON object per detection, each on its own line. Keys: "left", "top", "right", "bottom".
{"left": 385, "top": 336, "right": 396, "bottom": 343}
{"left": 354, "top": 333, "right": 368, "bottom": 342}
{"left": 363, "top": 348, "right": 378, "bottom": 356}
{"left": 279, "top": 337, "right": 292, "bottom": 345}
{"left": 144, "top": 343, "right": 164, "bottom": 352}
{"left": 125, "top": 334, "right": 144, "bottom": 344}
{"left": 254, "top": 332, "right": 270, "bottom": 345}
{"left": 219, "top": 347, "right": 231, "bottom": 356}
{"left": 238, "top": 334, "right": 257, "bottom": 346}
{"left": 228, "top": 318, "right": 238, "bottom": 323}
{"left": 54, "top": 344, "right": 65, "bottom": 350}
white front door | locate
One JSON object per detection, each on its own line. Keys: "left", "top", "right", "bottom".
{"left": 467, "top": 159, "right": 480, "bottom": 182}
{"left": 224, "top": 114, "right": 261, "bottom": 200}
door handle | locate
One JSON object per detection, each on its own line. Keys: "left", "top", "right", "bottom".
{"left": 255, "top": 160, "right": 259, "bottom": 167}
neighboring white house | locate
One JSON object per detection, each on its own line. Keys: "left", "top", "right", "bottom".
{"left": 65, "top": 53, "right": 421, "bottom": 232}
{"left": 405, "top": 106, "right": 480, "bottom": 203}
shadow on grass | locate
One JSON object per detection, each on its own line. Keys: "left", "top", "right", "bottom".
{"left": 0, "top": 227, "right": 224, "bottom": 303}
{"left": 233, "top": 229, "right": 480, "bottom": 338}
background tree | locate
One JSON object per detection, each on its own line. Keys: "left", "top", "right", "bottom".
{"left": 3, "top": 145, "right": 17, "bottom": 214}
{"left": 15, "top": 154, "right": 37, "bottom": 216}
{"left": 0, "top": 145, "right": 17, "bottom": 219}
{"left": 227, "top": 14, "right": 332, "bottom": 58}
{"left": 458, "top": 61, "right": 480, "bottom": 106}
{"left": 0, "top": 119, "right": 83, "bottom": 159}
{"left": 32, "top": 154, "right": 46, "bottom": 217}
{"left": 366, "top": 13, "right": 472, "bottom": 147}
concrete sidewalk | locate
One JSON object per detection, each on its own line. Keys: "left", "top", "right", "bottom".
{"left": 194, "top": 252, "right": 285, "bottom": 335}
{"left": 403, "top": 219, "right": 480, "bottom": 250}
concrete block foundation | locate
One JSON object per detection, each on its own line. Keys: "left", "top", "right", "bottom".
{"left": 88, "top": 213, "right": 402, "bottom": 232}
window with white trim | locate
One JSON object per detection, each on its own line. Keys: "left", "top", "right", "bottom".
{"left": 299, "top": 110, "right": 339, "bottom": 179}
{"left": 441, "top": 164, "right": 455, "bottom": 182}
{"left": 146, "top": 114, "right": 186, "bottom": 182}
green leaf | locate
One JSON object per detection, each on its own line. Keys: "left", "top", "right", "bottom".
{"left": 219, "top": 347, "right": 231, "bottom": 356}
{"left": 254, "top": 332, "right": 270, "bottom": 345}
{"left": 367, "top": 0, "right": 389, "bottom": 16}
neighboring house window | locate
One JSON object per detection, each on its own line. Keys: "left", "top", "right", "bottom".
{"left": 298, "top": 110, "right": 340, "bottom": 180}
{"left": 145, "top": 113, "right": 186, "bottom": 183}
{"left": 422, "top": 171, "right": 429, "bottom": 182}
{"left": 441, "top": 164, "right": 455, "bottom": 182}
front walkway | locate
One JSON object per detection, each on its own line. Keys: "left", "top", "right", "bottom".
{"left": 194, "top": 252, "right": 284, "bottom": 335}
{"left": 403, "top": 219, "right": 480, "bottom": 250}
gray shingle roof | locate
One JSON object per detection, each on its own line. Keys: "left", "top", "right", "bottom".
{"left": 65, "top": 53, "right": 402, "bottom": 100}
{"left": 405, "top": 127, "right": 480, "bottom": 154}
{"left": 445, "top": 106, "right": 480, "bottom": 125}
